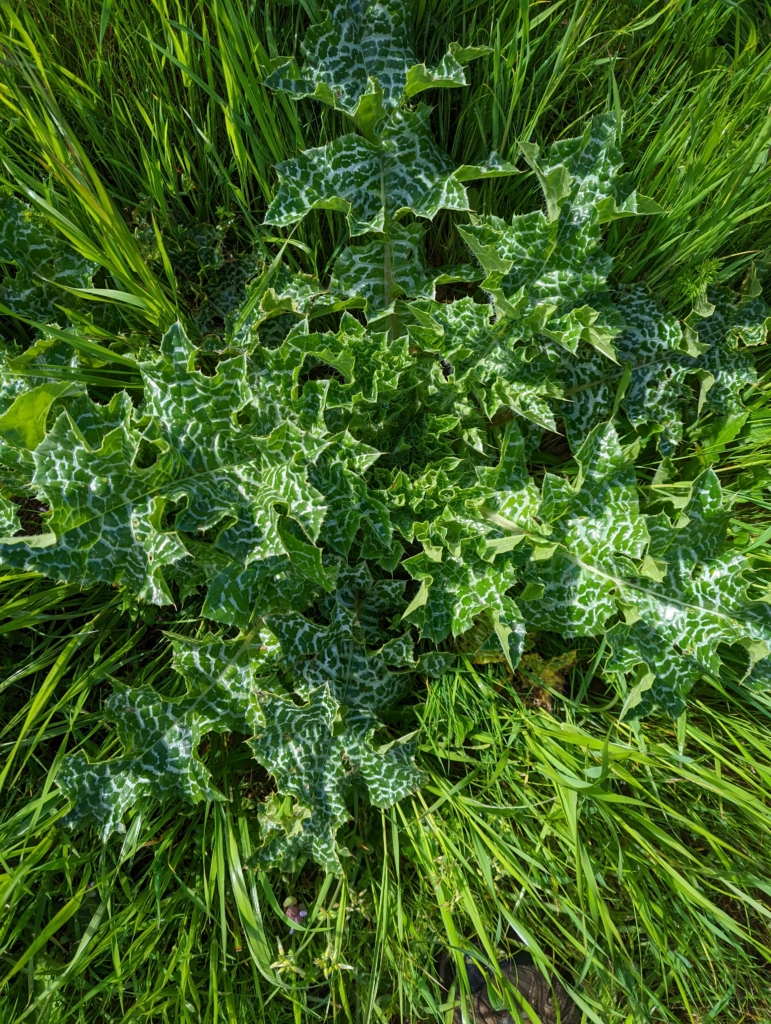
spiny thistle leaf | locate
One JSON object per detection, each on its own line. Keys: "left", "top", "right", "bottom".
{"left": 58, "top": 634, "right": 264, "bottom": 840}
{"left": 607, "top": 472, "right": 771, "bottom": 717}
{"left": 559, "top": 288, "right": 687, "bottom": 453}
{"left": 405, "top": 297, "right": 560, "bottom": 431}
{"left": 457, "top": 114, "right": 646, "bottom": 355}
{"left": 264, "top": 107, "right": 515, "bottom": 235}
{"left": 0, "top": 193, "right": 95, "bottom": 324}
{"left": 691, "top": 291, "right": 768, "bottom": 419}
{"left": 266, "top": 564, "right": 413, "bottom": 713}
{"left": 265, "top": 0, "right": 481, "bottom": 134}
{"left": 560, "top": 288, "right": 769, "bottom": 453}
{"left": 250, "top": 684, "right": 421, "bottom": 872}
{"left": 0, "top": 322, "right": 345, "bottom": 604}
{"left": 518, "top": 422, "right": 650, "bottom": 636}
{"left": 202, "top": 555, "right": 317, "bottom": 630}
{"left": 725, "top": 295, "right": 771, "bottom": 347}
{"left": 395, "top": 423, "right": 536, "bottom": 662}
{"left": 0, "top": 492, "right": 18, "bottom": 534}
{"left": 329, "top": 222, "right": 480, "bottom": 319}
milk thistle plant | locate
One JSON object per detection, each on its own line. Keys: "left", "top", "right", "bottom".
{"left": 0, "top": 0, "right": 770, "bottom": 877}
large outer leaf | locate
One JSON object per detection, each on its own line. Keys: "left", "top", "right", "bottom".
{"left": 560, "top": 288, "right": 768, "bottom": 453}
{"left": 515, "top": 428, "right": 771, "bottom": 714}
{"left": 264, "top": 107, "right": 513, "bottom": 235}
{"left": 58, "top": 635, "right": 261, "bottom": 840}
{"left": 560, "top": 288, "right": 687, "bottom": 452}
{"left": 0, "top": 323, "right": 336, "bottom": 603}
{"left": 250, "top": 684, "right": 420, "bottom": 872}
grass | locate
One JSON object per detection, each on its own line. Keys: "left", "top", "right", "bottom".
{"left": 4, "top": 588, "right": 771, "bottom": 1022}
{"left": 2, "top": 0, "right": 771, "bottom": 1020}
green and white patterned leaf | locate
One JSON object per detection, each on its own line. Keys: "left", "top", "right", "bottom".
{"left": 258, "top": 264, "right": 328, "bottom": 319}
{"left": 692, "top": 291, "right": 766, "bottom": 418}
{"left": 265, "top": 107, "right": 515, "bottom": 235}
{"left": 606, "top": 471, "right": 771, "bottom": 716}
{"left": 393, "top": 425, "right": 537, "bottom": 663}
{"left": 403, "top": 548, "right": 525, "bottom": 664}
{"left": 510, "top": 431, "right": 771, "bottom": 714}
{"left": 560, "top": 288, "right": 687, "bottom": 453}
{"left": 264, "top": 0, "right": 479, "bottom": 132}
{"left": 518, "top": 422, "right": 649, "bottom": 636}
{"left": 388, "top": 420, "right": 539, "bottom": 541}
{"left": 261, "top": 313, "right": 419, "bottom": 456}
{"left": 250, "top": 684, "right": 421, "bottom": 872}
{"left": 202, "top": 555, "right": 317, "bottom": 630}
{"left": 229, "top": 265, "right": 361, "bottom": 351}
{"left": 329, "top": 222, "right": 480, "bottom": 318}
{"left": 0, "top": 323, "right": 336, "bottom": 604}
{"left": 457, "top": 115, "right": 648, "bottom": 355}
{"left": 266, "top": 564, "right": 412, "bottom": 713}
{"left": 0, "top": 492, "right": 19, "bottom": 534}
{"left": 58, "top": 634, "right": 264, "bottom": 840}
{"left": 310, "top": 435, "right": 393, "bottom": 557}
{"left": 560, "top": 288, "right": 769, "bottom": 453}
{"left": 0, "top": 193, "right": 96, "bottom": 325}
{"left": 725, "top": 294, "right": 771, "bottom": 348}
{"left": 405, "top": 297, "right": 560, "bottom": 430}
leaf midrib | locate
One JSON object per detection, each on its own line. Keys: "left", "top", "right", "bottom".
{"left": 40, "top": 444, "right": 297, "bottom": 540}
{"left": 562, "top": 548, "right": 763, "bottom": 639}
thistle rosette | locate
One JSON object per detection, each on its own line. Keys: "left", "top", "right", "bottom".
{"left": 0, "top": 0, "right": 769, "bottom": 870}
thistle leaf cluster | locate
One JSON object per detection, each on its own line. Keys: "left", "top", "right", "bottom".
{"left": 1, "top": 0, "right": 769, "bottom": 871}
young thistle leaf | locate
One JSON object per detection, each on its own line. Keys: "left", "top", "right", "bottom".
{"left": 329, "top": 222, "right": 481, "bottom": 319}
{"left": 405, "top": 297, "right": 560, "bottom": 431}
{"left": 394, "top": 424, "right": 537, "bottom": 665}
{"left": 458, "top": 115, "right": 648, "bottom": 356}
{"left": 265, "top": 0, "right": 482, "bottom": 135}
